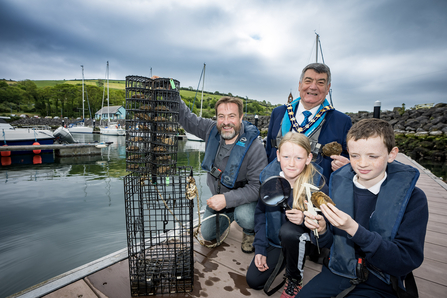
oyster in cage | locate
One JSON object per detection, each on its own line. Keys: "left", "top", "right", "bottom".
{"left": 322, "top": 141, "right": 342, "bottom": 156}
{"left": 154, "top": 105, "right": 169, "bottom": 111}
{"left": 153, "top": 146, "right": 167, "bottom": 152}
{"left": 311, "top": 191, "right": 335, "bottom": 209}
{"left": 130, "top": 136, "right": 144, "bottom": 142}
{"left": 154, "top": 116, "right": 168, "bottom": 122}
{"left": 156, "top": 155, "right": 171, "bottom": 161}
{"left": 136, "top": 113, "right": 151, "bottom": 121}
{"left": 157, "top": 166, "right": 170, "bottom": 174}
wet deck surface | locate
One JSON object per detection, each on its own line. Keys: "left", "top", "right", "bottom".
{"left": 42, "top": 153, "right": 447, "bottom": 298}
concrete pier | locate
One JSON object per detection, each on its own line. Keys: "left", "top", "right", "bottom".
{"left": 0, "top": 143, "right": 111, "bottom": 156}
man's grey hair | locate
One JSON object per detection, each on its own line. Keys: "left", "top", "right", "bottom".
{"left": 299, "top": 63, "right": 331, "bottom": 86}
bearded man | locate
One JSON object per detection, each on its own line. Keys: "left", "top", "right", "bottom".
{"left": 179, "top": 96, "right": 267, "bottom": 253}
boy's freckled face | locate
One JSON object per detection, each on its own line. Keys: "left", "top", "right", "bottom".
{"left": 348, "top": 136, "right": 398, "bottom": 189}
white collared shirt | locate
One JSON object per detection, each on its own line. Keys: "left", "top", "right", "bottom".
{"left": 353, "top": 172, "right": 388, "bottom": 195}
{"left": 296, "top": 104, "right": 319, "bottom": 125}
{"left": 279, "top": 171, "right": 294, "bottom": 188}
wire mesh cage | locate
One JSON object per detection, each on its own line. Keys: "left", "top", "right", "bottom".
{"left": 125, "top": 76, "right": 180, "bottom": 175}
{"left": 124, "top": 168, "right": 194, "bottom": 296}
{"left": 124, "top": 76, "right": 193, "bottom": 296}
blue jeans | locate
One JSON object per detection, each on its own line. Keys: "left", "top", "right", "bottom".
{"left": 201, "top": 201, "right": 256, "bottom": 241}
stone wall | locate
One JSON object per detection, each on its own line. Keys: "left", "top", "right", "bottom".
{"left": 10, "top": 118, "right": 125, "bottom": 130}
{"left": 348, "top": 103, "right": 447, "bottom": 162}
{"left": 348, "top": 103, "right": 447, "bottom": 137}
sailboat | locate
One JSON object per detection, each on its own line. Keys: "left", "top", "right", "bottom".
{"left": 185, "top": 63, "right": 206, "bottom": 142}
{"left": 68, "top": 65, "right": 93, "bottom": 134}
{"left": 99, "top": 61, "right": 126, "bottom": 136}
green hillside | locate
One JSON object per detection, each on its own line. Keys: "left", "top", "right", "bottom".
{"left": 1, "top": 79, "right": 280, "bottom": 118}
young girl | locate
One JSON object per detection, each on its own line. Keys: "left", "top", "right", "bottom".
{"left": 246, "top": 132, "right": 328, "bottom": 298}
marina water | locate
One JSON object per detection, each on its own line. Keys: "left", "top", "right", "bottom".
{"left": 0, "top": 135, "right": 211, "bottom": 298}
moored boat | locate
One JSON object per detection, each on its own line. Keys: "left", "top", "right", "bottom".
{"left": 0, "top": 119, "right": 54, "bottom": 154}
{"left": 99, "top": 62, "right": 126, "bottom": 136}
{"left": 100, "top": 123, "right": 126, "bottom": 136}
{"left": 68, "top": 65, "right": 93, "bottom": 134}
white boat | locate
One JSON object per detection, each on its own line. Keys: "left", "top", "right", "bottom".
{"left": 186, "top": 63, "right": 206, "bottom": 142}
{"left": 68, "top": 123, "right": 93, "bottom": 134}
{"left": 68, "top": 65, "right": 93, "bottom": 134}
{"left": 100, "top": 123, "right": 126, "bottom": 136}
{"left": 185, "top": 131, "right": 203, "bottom": 142}
{"left": 99, "top": 62, "right": 126, "bottom": 136}
{"left": 0, "top": 119, "right": 54, "bottom": 154}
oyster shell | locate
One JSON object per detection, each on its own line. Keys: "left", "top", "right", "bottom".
{"left": 311, "top": 191, "right": 335, "bottom": 208}
{"left": 322, "top": 141, "right": 342, "bottom": 156}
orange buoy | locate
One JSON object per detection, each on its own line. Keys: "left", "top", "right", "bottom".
{"left": 33, "top": 155, "right": 42, "bottom": 164}
{"left": 1, "top": 156, "right": 11, "bottom": 166}
{"left": 33, "top": 142, "right": 41, "bottom": 154}
{"left": 1, "top": 145, "right": 11, "bottom": 157}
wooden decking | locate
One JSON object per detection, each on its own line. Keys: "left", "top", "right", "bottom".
{"left": 14, "top": 153, "right": 447, "bottom": 298}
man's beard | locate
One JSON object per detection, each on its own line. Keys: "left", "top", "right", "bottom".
{"left": 218, "top": 123, "right": 240, "bottom": 140}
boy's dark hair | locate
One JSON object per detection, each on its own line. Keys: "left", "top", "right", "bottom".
{"left": 215, "top": 96, "right": 244, "bottom": 117}
{"left": 347, "top": 118, "right": 395, "bottom": 153}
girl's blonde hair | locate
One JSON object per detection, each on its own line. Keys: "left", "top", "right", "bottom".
{"left": 277, "top": 132, "right": 323, "bottom": 211}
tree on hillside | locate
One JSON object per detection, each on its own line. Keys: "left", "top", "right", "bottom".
{"left": 35, "top": 87, "right": 51, "bottom": 116}
{"left": 53, "top": 84, "right": 78, "bottom": 118}
{"left": 0, "top": 83, "right": 26, "bottom": 113}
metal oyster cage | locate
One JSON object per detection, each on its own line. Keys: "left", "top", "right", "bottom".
{"left": 125, "top": 76, "right": 180, "bottom": 176}
{"left": 124, "top": 76, "right": 193, "bottom": 296}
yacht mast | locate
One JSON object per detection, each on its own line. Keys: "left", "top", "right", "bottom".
{"left": 107, "top": 61, "right": 110, "bottom": 124}
{"left": 315, "top": 33, "right": 319, "bottom": 63}
{"left": 81, "top": 65, "right": 85, "bottom": 121}
{"left": 200, "top": 63, "right": 206, "bottom": 117}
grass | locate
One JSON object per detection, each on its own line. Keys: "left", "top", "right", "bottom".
{"left": 31, "top": 79, "right": 222, "bottom": 99}
{"left": 180, "top": 89, "right": 222, "bottom": 101}
{"left": 33, "top": 79, "right": 126, "bottom": 90}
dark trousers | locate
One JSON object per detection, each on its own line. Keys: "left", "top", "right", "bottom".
{"left": 246, "top": 221, "right": 310, "bottom": 289}
{"left": 246, "top": 245, "right": 284, "bottom": 290}
{"left": 297, "top": 265, "right": 396, "bottom": 298}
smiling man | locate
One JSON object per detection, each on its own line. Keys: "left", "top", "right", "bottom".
{"left": 266, "top": 63, "right": 352, "bottom": 183}
{"left": 179, "top": 96, "right": 267, "bottom": 253}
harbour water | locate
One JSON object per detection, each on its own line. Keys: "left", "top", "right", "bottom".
{"left": 0, "top": 134, "right": 210, "bottom": 298}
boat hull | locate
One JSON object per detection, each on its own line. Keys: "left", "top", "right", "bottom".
{"left": 100, "top": 126, "right": 126, "bottom": 136}
{"left": 68, "top": 126, "right": 93, "bottom": 134}
{"left": 185, "top": 132, "right": 204, "bottom": 142}
{"left": 1, "top": 125, "right": 55, "bottom": 154}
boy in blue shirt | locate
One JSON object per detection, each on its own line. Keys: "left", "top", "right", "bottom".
{"left": 299, "top": 118, "right": 428, "bottom": 297}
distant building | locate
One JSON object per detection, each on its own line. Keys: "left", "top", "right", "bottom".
{"left": 95, "top": 106, "right": 126, "bottom": 120}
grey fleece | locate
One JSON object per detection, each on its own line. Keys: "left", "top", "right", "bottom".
{"left": 178, "top": 98, "right": 268, "bottom": 208}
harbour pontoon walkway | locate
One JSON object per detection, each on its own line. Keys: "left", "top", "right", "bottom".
{"left": 13, "top": 153, "right": 447, "bottom": 298}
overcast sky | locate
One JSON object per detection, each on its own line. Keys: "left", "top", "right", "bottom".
{"left": 1, "top": 0, "right": 446, "bottom": 113}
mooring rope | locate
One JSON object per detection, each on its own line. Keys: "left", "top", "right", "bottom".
{"left": 151, "top": 174, "right": 230, "bottom": 248}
